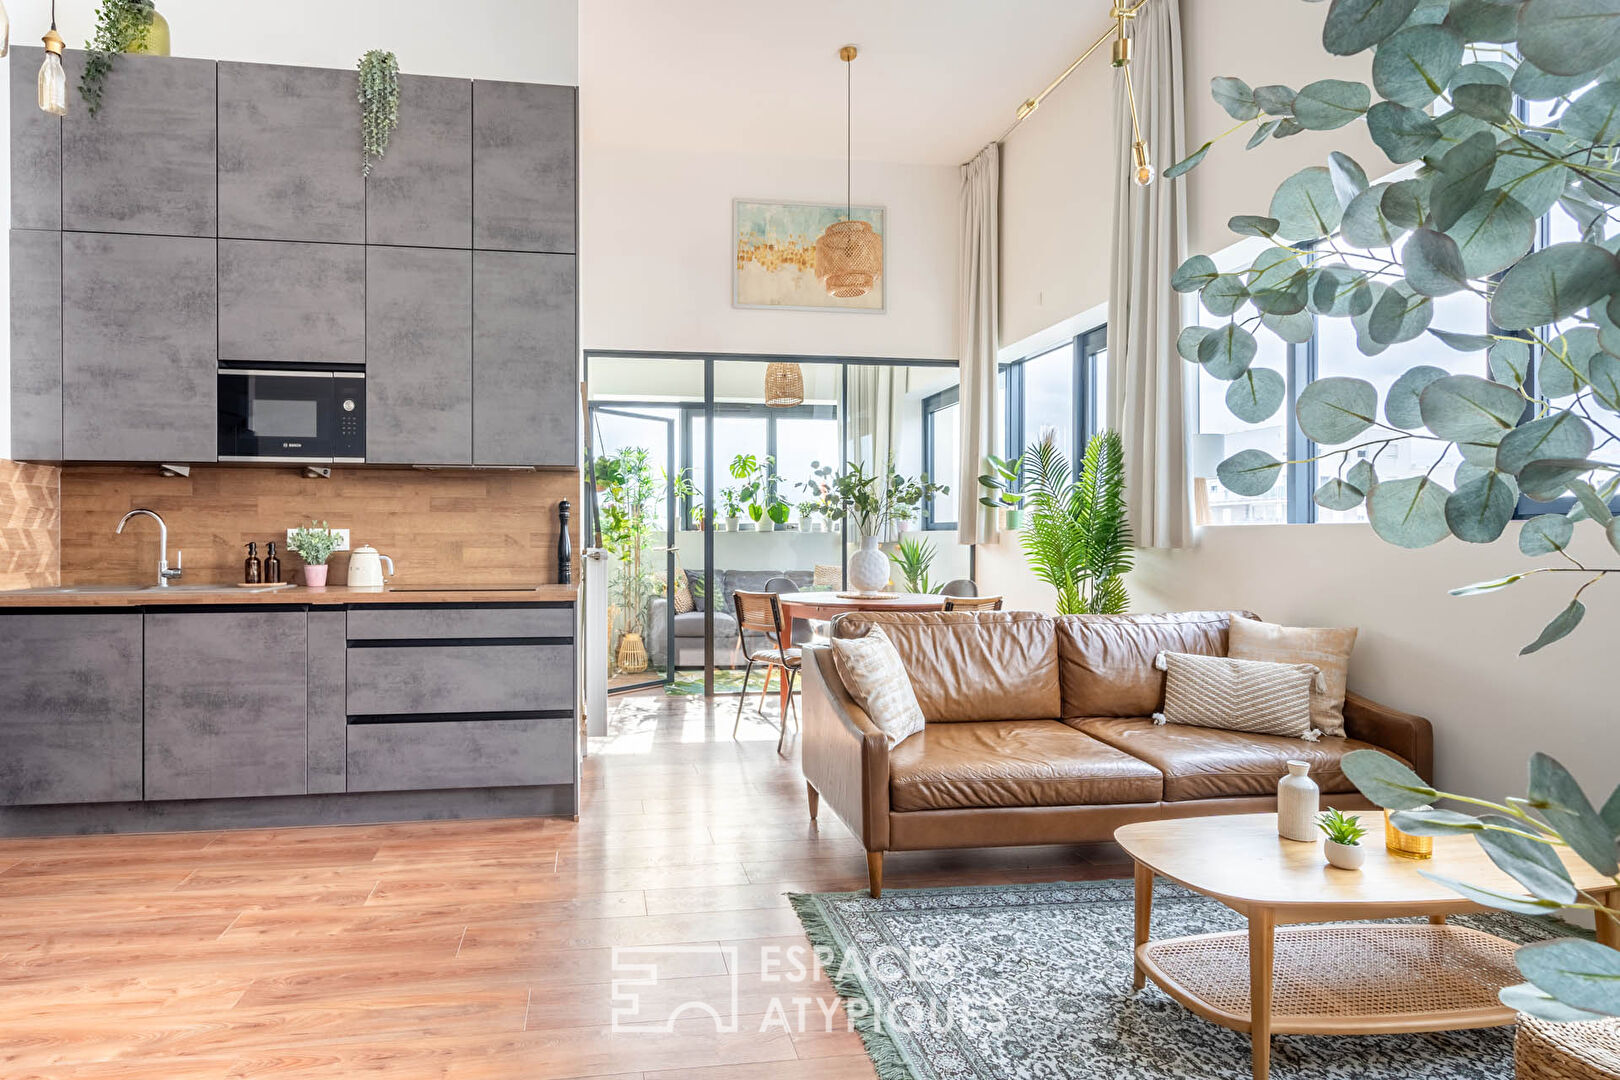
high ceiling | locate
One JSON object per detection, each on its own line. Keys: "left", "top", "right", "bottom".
{"left": 580, "top": 0, "right": 1109, "bottom": 165}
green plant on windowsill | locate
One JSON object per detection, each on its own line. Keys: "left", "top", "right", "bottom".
{"left": 979, "top": 453, "right": 1025, "bottom": 529}
{"left": 1316, "top": 808, "right": 1369, "bottom": 847}
{"left": 891, "top": 536, "right": 941, "bottom": 594}
{"left": 287, "top": 521, "right": 341, "bottom": 566}
{"left": 719, "top": 487, "right": 744, "bottom": 527}
{"left": 766, "top": 499, "right": 791, "bottom": 529}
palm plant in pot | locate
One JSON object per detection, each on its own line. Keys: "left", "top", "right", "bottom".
{"left": 1016, "top": 429, "right": 1133, "bottom": 614}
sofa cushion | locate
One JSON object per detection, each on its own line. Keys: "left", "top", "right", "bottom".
{"left": 1074, "top": 716, "right": 1403, "bottom": 801}
{"left": 1056, "top": 611, "right": 1255, "bottom": 719}
{"left": 889, "top": 720, "right": 1164, "bottom": 811}
{"left": 836, "top": 611, "right": 1060, "bottom": 722}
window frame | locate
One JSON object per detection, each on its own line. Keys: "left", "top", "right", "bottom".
{"left": 1000, "top": 323, "right": 1109, "bottom": 468}
{"left": 921, "top": 386, "right": 960, "bottom": 531}
{"left": 685, "top": 401, "right": 837, "bottom": 529}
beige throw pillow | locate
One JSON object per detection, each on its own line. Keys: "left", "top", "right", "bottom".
{"left": 671, "top": 570, "right": 694, "bottom": 615}
{"left": 1227, "top": 618, "right": 1357, "bottom": 737}
{"left": 1153, "top": 651, "right": 1323, "bottom": 742}
{"left": 830, "top": 628, "right": 926, "bottom": 746}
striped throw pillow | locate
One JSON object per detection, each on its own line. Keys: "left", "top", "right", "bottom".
{"left": 1152, "top": 650, "right": 1324, "bottom": 742}
{"left": 830, "top": 628, "right": 926, "bottom": 746}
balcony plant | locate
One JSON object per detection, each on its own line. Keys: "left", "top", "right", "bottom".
{"left": 1343, "top": 749, "right": 1619, "bottom": 1021}
{"left": 1017, "top": 428, "right": 1132, "bottom": 615}
{"left": 797, "top": 462, "right": 836, "bottom": 532}
{"left": 719, "top": 487, "right": 744, "bottom": 531}
{"left": 825, "top": 460, "right": 949, "bottom": 593}
{"left": 595, "top": 445, "right": 663, "bottom": 674}
{"left": 979, "top": 453, "right": 1026, "bottom": 529}
{"left": 1165, "top": 0, "right": 1620, "bottom": 652}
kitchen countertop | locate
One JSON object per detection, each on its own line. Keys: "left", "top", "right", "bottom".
{"left": 0, "top": 583, "right": 579, "bottom": 608}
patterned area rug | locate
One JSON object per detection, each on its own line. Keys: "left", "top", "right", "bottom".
{"left": 790, "top": 878, "right": 1577, "bottom": 1080}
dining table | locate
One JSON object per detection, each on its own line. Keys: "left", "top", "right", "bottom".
{"left": 768, "top": 591, "right": 948, "bottom": 717}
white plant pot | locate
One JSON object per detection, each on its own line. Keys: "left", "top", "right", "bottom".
{"left": 1324, "top": 839, "right": 1365, "bottom": 870}
{"left": 848, "top": 536, "right": 889, "bottom": 594}
{"left": 808, "top": 519, "right": 825, "bottom": 533}
{"left": 1276, "top": 760, "right": 1320, "bottom": 843}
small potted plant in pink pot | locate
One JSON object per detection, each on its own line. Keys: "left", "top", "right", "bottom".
{"left": 287, "top": 521, "right": 341, "bottom": 587}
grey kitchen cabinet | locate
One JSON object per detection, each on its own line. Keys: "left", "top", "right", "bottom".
{"left": 220, "top": 239, "right": 365, "bottom": 364}
{"left": 144, "top": 610, "right": 309, "bottom": 801}
{"left": 347, "top": 717, "right": 574, "bottom": 793}
{"left": 10, "top": 47, "right": 61, "bottom": 230}
{"left": 472, "top": 80, "right": 576, "bottom": 253}
{"left": 365, "top": 246, "right": 471, "bottom": 464}
{"left": 61, "top": 232, "right": 216, "bottom": 462}
{"left": 366, "top": 74, "right": 472, "bottom": 248}
{"left": 307, "top": 609, "right": 347, "bottom": 795}
{"left": 472, "top": 251, "right": 577, "bottom": 466}
{"left": 0, "top": 612, "right": 143, "bottom": 806}
{"left": 346, "top": 604, "right": 572, "bottom": 641}
{"left": 218, "top": 62, "right": 364, "bottom": 243}
{"left": 10, "top": 230, "right": 63, "bottom": 460}
{"left": 62, "top": 52, "right": 217, "bottom": 237}
{"left": 347, "top": 643, "right": 573, "bottom": 717}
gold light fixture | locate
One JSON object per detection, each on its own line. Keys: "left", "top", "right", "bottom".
{"left": 0, "top": 1, "right": 11, "bottom": 59}
{"left": 38, "top": 1, "right": 66, "bottom": 117}
{"left": 813, "top": 45, "right": 883, "bottom": 299}
{"left": 764, "top": 362, "right": 805, "bottom": 408}
{"left": 999, "top": 1, "right": 1154, "bottom": 186}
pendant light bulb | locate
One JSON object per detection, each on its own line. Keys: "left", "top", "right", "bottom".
{"left": 38, "top": 25, "right": 67, "bottom": 117}
{"left": 1132, "top": 140, "right": 1154, "bottom": 187}
{"left": 0, "top": 0, "right": 12, "bottom": 58}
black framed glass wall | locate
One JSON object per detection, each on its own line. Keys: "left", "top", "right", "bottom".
{"left": 1000, "top": 324, "right": 1108, "bottom": 465}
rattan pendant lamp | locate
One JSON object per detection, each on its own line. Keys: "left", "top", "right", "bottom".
{"left": 814, "top": 45, "right": 882, "bottom": 298}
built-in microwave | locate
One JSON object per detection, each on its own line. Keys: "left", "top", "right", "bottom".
{"left": 218, "top": 368, "right": 366, "bottom": 463}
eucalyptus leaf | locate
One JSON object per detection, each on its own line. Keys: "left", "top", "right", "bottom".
{"left": 1228, "top": 214, "right": 1280, "bottom": 238}
{"left": 1540, "top": 326, "right": 1599, "bottom": 399}
{"left": 1490, "top": 242, "right": 1620, "bottom": 331}
{"left": 1373, "top": 25, "right": 1465, "bottom": 107}
{"left": 1488, "top": 338, "right": 1531, "bottom": 386}
{"left": 1571, "top": 477, "right": 1616, "bottom": 524}
{"left": 1515, "top": 939, "right": 1620, "bottom": 1018}
{"left": 1610, "top": 517, "right": 1620, "bottom": 555}
{"left": 1254, "top": 84, "right": 1297, "bottom": 116}
{"left": 1387, "top": 807, "right": 1485, "bottom": 835}
{"left": 1315, "top": 477, "right": 1368, "bottom": 510}
{"left": 1211, "top": 76, "right": 1259, "bottom": 121}
{"left": 1521, "top": 600, "right": 1588, "bottom": 656}
{"left": 1270, "top": 166, "right": 1345, "bottom": 240}
{"left": 1297, "top": 376, "right": 1379, "bottom": 444}
{"left": 1451, "top": 572, "right": 1529, "bottom": 596}
{"left": 1497, "top": 412, "right": 1595, "bottom": 476}
{"left": 1351, "top": 286, "right": 1394, "bottom": 356}
{"left": 1263, "top": 308, "right": 1316, "bottom": 344}
{"left": 1417, "top": 870, "right": 1568, "bottom": 916}
{"left": 1492, "top": 146, "right": 1571, "bottom": 218}
{"left": 1449, "top": 80, "right": 1512, "bottom": 123}
{"left": 1518, "top": 0, "right": 1620, "bottom": 80}
{"left": 1201, "top": 273, "right": 1249, "bottom": 317}
{"left": 1368, "top": 475, "right": 1453, "bottom": 547}
{"left": 1527, "top": 752, "right": 1620, "bottom": 871}
{"left": 1430, "top": 131, "right": 1498, "bottom": 232}
{"left": 1589, "top": 353, "right": 1620, "bottom": 410}
{"left": 1340, "top": 747, "right": 1440, "bottom": 809}
{"left": 1403, "top": 228, "right": 1471, "bottom": 295}
{"left": 1444, "top": 0, "right": 1523, "bottom": 41}
{"left": 1226, "top": 368, "right": 1288, "bottom": 423}
{"left": 1499, "top": 982, "right": 1615, "bottom": 1024}
{"left": 1217, "top": 449, "right": 1285, "bottom": 496}
{"left": 1476, "top": 815, "right": 1579, "bottom": 904}
{"left": 1172, "top": 254, "right": 1219, "bottom": 293}
{"left": 1367, "top": 101, "right": 1442, "bottom": 163}
{"left": 1275, "top": 118, "right": 1306, "bottom": 138}
{"left": 1445, "top": 471, "right": 1517, "bottom": 542}
{"left": 1420, "top": 374, "right": 1525, "bottom": 441}
{"left": 1604, "top": 782, "right": 1620, "bottom": 837}
{"left": 1296, "top": 80, "right": 1372, "bottom": 131}
{"left": 1197, "top": 323, "right": 1259, "bottom": 379}
{"left": 1328, "top": 151, "right": 1370, "bottom": 208}
{"left": 1448, "top": 60, "right": 1513, "bottom": 91}
{"left": 1387, "top": 364, "right": 1451, "bottom": 428}
{"left": 1164, "top": 142, "right": 1211, "bottom": 179}
{"left": 1324, "top": 0, "right": 1421, "bottom": 54}
{"left": 1176, "top": 325, "right": 1213, "bottom": 363}
{"left": 1563, "top": 81, "right": 1620, "bottom": 143}
{"left": 1454, "top": 460, "right": 1490, "bottom": 489}
{"left": 1511, "top": 58, "right": 1591, "bottom": 101}
{"left": 1428, "top": 328, "right": 1492, "bottom": 352}
{"left": 1342, "top": 183, "right": 1406, "bottom": 247}
{"left": 1444, "top": 190, "right": 1537, "bottom": 277}
{"left": 1247, "top": 119, "right": 1282, "bottom": 149}
{"left": 1381, "top": 177, "right": 1431, "bottom": 228}
{"left": 1348, "top": 459, "right": 1378, "bottom": 492}
{"left": 1250, "top": 246, "right": 1306, "bottom": 292}
{"left": 1521, "top": 514, "right": 1576, "bottom": 555}
{"left": 1369, "top": 281, "right": 1434, "bottom": 344}
{"left": 1519, "top": 458, "right": 1599, "bottom": 500}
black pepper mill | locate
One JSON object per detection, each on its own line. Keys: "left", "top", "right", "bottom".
{"left": 556, "top": 500, "right": 572, "bottom": 584}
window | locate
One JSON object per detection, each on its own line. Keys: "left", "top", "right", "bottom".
{"left": 922, "top": 387, "right": 959, "bottom": 530}
{"left": 685, "top": 403, "right": 837, "bottom": 528}
{"left": 1002, "top": 325, "right": 1109, "bottom": 467}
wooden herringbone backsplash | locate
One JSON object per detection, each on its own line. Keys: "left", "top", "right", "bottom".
{"left": 0, "top": 460, "right": 62, "bottom": 589}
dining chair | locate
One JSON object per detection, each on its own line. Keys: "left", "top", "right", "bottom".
{"left": 943, "top": 594, "right": 1004, "bottom": 612}
{"left": 940, "top": 578, "right": 978, "bottom": 597}
{"left": 730, "top": 589, "right": 799, "bottom": 753}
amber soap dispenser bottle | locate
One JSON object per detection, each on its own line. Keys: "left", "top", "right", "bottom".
{"left": 244, "top": 541, "right": 262, "bottom": 584}
{"left": 264, "top": 541, "right": 281, "bottom": 584}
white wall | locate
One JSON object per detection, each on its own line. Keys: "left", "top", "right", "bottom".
{"left": 985, "top": 0, "right": 1615, "bottom": 803}
{"left": 0, "top": 0, "right": 580, "bottom": 458}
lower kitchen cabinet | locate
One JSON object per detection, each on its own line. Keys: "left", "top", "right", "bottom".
{"left": 144, "top": 609, "right": 309, "bottom": 801}
{"left": 0, "top": 612, "right": 143, "bottom": 806}
{"left": 346, "top": 717, "right": 574, "bottom": 792}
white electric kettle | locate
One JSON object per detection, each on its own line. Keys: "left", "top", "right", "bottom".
{"left": 346, "top": 545, "right": 395, "bottom": 588}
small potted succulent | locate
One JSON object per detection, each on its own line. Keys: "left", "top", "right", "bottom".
{"left": 797, "top": 497, "right": 826, "bottom": 532}
{"left": 287, "top": 521, "right": 342, "bottom": 587}
{"left": 1317, "top": 808, "right": 1369, "bottom": 870}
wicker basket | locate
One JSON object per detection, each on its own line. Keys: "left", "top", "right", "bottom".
{"left": 1516, "top": 1015, "right": 1620, "bottom": 1080}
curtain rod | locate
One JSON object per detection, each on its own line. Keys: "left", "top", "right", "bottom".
{"left": 971, "top": 0, "right": 1154, "bottom": 163}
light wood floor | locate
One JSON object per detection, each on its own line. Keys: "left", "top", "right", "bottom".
{"left": 0, "top": 692, "right": 1129, "bottom": 1080}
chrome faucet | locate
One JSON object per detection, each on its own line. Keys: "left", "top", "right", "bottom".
{"left": 116, "top": 509, "right": 183, "bottom": 586}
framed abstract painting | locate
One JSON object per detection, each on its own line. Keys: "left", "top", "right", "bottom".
{"left": 733, "top": 199, "right": 886, "bottom": 313}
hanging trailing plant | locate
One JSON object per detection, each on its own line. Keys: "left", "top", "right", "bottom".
{"left": 357, "top": 49, "right": 400, "bottom": 177}
{"left": 80, "top": 0, "right": 156, "bottom": 115}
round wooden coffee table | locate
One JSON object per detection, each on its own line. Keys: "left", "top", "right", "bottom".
{"left": 1116, "top": 813, "right": 1620, "bottom": 1080}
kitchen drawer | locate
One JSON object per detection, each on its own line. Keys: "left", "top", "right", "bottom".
{"left": 346, "top": 716, "right": 573, "bottom": 792}
{"left": 347, "top": 643, "right": 573, "bottom": 717}
{"left": 346, "top": 605, "right": 572, "bottom": 642}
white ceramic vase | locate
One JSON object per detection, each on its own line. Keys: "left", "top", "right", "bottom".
{"left": 1277, "top": 760, "right": 1319, "bottom": 843}
{"left": 1325, "top": 839, "right": 1366, "bottom": 870}
{"left": 848, "top": 536, "right": 889, "bottom": 594}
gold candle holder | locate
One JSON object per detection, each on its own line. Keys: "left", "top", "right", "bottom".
{"left": 1384, "top": 808, "right": 1434, "bottom": 859}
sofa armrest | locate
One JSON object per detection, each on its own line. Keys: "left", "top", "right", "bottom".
{"left": 801, "top": 646, "right": 891, "bottom": 851}
{"left": 1343, "top": 691, "right": 1434, "bottom": 783}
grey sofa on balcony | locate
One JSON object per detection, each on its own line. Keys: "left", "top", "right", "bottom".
{"left": 648, "top": 568, "right": 817, "bottom": 668}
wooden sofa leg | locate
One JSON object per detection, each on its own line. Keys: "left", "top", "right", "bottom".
{"left": 867, "top": 851, "right": 884, "bottom": 899}
{"left": 806, "top": 781, "right": 820, "bottom": 821}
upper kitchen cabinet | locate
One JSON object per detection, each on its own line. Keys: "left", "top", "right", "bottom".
{"left": 473, "top": 251, "right": 577, "bottom": 466}
{"left": 62, "top": 232, "right": 217, "bottom": 461}
{"left": 472, "top": 81, "right": 576, "bottom": 253}
{"left": 367, "top": 246, "right": 472, "bottom": 464}
{"left": 219, "top": 62, "right": 364, "bottom": 244}
{"left": 220, "top": 239, "right": 365, "bottom": 364}
{"left": 10, "top": 230, "right": 63, "bottom": 460}
{"left": 366, "top": 74, "right": 472, "bottom": 248}
{"left": 62, "top": 52, "right": 217, "bottom": 237}
{"left": 10, "top": 47, "right": 61, "bottom": 230}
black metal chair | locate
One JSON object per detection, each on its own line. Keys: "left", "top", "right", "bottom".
{"left": 730, "top": 589, "right": 799, "bottom": 753}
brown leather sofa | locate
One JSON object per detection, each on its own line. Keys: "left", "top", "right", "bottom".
{"left": 801, "top": 609, "right": 1432, "bottom": 896}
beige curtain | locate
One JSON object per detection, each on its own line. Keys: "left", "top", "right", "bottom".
{"left": 957, "top": 143, "right": 1001, "bottom": 546}
{"left": 1108, "top": 0, "right": 1194, "bottom": 550}
{"left": 845, "top": 365, "right": 906, "bottom": 539}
